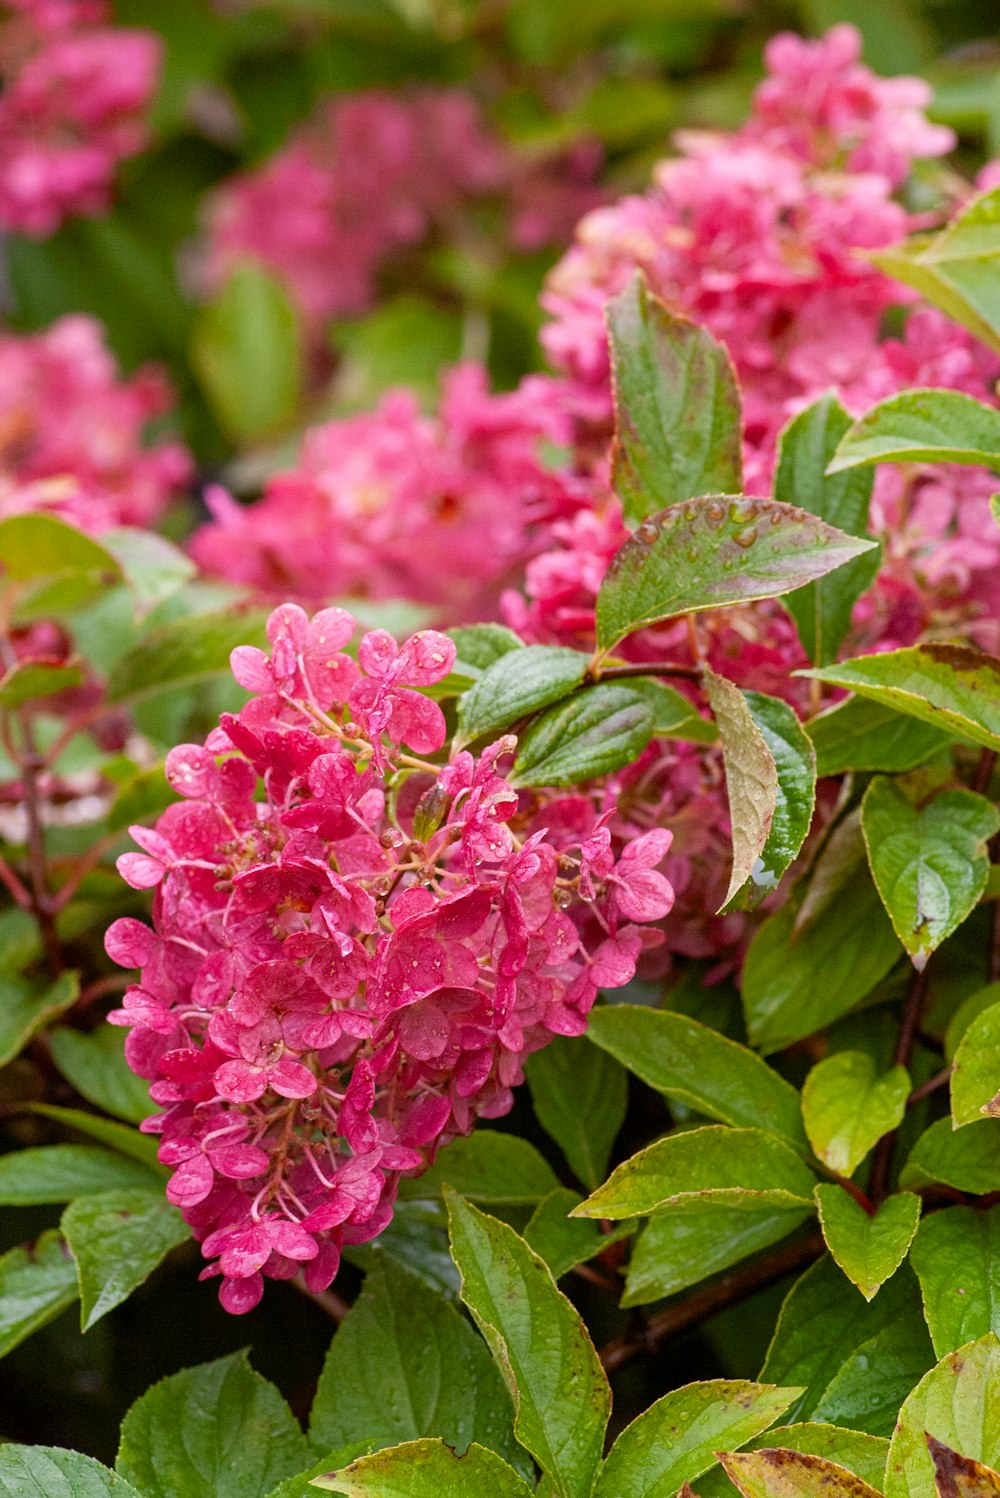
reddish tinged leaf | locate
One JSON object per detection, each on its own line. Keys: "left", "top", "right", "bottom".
{"left": 720, "top": 1447, "right": 884, "bottom": 1498}
{"left": 926, "top": 1434, "right": 1000, "bottom": 1498}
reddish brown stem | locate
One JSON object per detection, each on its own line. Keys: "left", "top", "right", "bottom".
{"left": 0, "top": 853, "right": 31, "bottom": 910}
{"left": 907, "top": 1067, "right": 953, "bottom": 1107}
{"left": 868, "top": 964, "right": 931, "bottom": 1203}
{"left": 292, "top": 1272, "right": 350, "bottom": 1323}
{"left": 598, "top": 1233, "right": 824, "bottom": 1375}
{"left": 593, "top": 661, "right": 703, "bottom": 684}
{"left": 18, "top": 733, "right": 62, "bottom": 975}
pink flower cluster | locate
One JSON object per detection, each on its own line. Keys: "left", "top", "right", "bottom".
{"left": 0, "top": 316, "right": 191, "bottom": 533}
{"left": 204, "top": 87, "right": 602, "bottom": 327}
{"left": 107, "top": 603, "right": 672, "bottom": 1311}
{"left": 0, "top": 0, "right": 160, "bottom": 236}
{"left": 191, "top": 363, "right": 586, "bottom": 617}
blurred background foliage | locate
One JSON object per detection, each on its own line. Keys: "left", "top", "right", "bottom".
{"left": 1, "top": 0, "right": 999, "bottom": 1462}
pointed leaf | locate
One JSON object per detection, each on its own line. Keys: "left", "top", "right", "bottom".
{"left": 802, "top": 1052, "right": 910, "bottom": 1176}
{"left": 951, "top": 1001, "right": 1000, "bottom": 1125}
{"left": 106, "top": 609, "right": 270, "bottom": 707}
{"left": 0, "top": 1231, "right": 78, "bottom": 1360}
{"left": 100, "top": 528, "right": 196, "bottom": 619}
{"left": 525, "top": 1034, "right": 628, "bottom": 1190}
{"left": 586, "top": 1004, "right": 807, "bottom": 1148}
{"left": 523, "top": 1188, "right": 633, "bottom": 1280}
{"left": 0, "top": 1145, "right": 160, "bottom": 1204}
{"left": 807, "top": 697, "right": 953, "bottom": 777}
{"left": 573, "top": 1125, "right": 817, "bottom": 1220}
{"left": 775, "top": 394, "right": 879, "bottom": 665}
{"left": 828, "top": 389, "right": 1000, "bottom": 472}
{"left": 116, "top": 1350, "right": 310, "bottom": 1498}
{"left": 595, "top": 1381, "right": 799, "bottom": 1498}
{"left": 595, "top": 494, "right": 877, "bottom": 652}
{"left": 49, "top": 1027, "right": 151, "bottom": 1125}
{"left": 802, "top": 646, "right": 1000, "bottom": 753}
{"left": 901, "top": 1118, "right": 1000, "bottom": 1195}
{"left": 926, "top": 1434, "right": 1000, "bottom": 1498}
{"left": 0, "top": 1446, "right": 144, "bottom": 1496}
{"left": 397, "top": 1133, "right": 559, "bottom": 1206}
{"left": 619, "top": 674, "right": 718, "bottom": 742}
{"left": 309, "top": 1259, "right": 522, "bottom": 1475}
{"left": 693, "top": 1424, "right": 889, "bottom": 1498}
{"left": 623, "top": 1200, "right": 814, "bottom": 1307}
{"left": 910, "top": 1205, "right": 1000, "bottom": 1357}
{"left": 885, "top": 1334, "right": 1000, "bottom": 1498}
{"left": 861, "top": 780, "right": 998, "bottom": 969}
{"left": 704, "top": 670, "right": 777, "bottom": 909}
{"left": 455, "top": 647, "right": 589, "bottom": 746}
{"left": 606, "top": 271, "right": 742, "bottom": 526}
{"left": 311, "top": 1439, "right": 534, "bottom": 1497}
{"left": 511, "top": 683, "right": 654, "bottom": 788}
{"left": 811, "top": 1316, "right": 934, "bottom": 1438}
{"left": 62, "top": 1188, "right": 190, "bottom": 1330}
{"left": 0, "top": 971, "right": 79, "bottom": 1068}
{"left": 0, "top": 659, "right": 83, "bottom": 708}
{"left": 815, "top": 1186, "right": 921, "bottom": 1302}
{"left": 26, "top": 1104, "right": 163, "bottom": 1171}
{"left": 721, "top": 1449, "right": 883, "bottom": 1498}
{"left": 0, "top": 513, "right": 121, "bottom": 582}
{"left": 445, "top": 1192, "right": 610, "bottom": 1498}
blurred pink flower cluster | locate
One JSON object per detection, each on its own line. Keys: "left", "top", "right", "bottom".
{"left": 107, "top": 603, "right": 671, "bottom": 1310}
{"left": 0, "top": 0, "right": 160, "bottom": 235}
{"left": 0, "top": 315, "right": 191, "bottom": 531}
{"left": 192, "top": 363, "right": 586, "bottom": 615}
{"left": 205, "top": 87, "right": 601, "bottom": 326}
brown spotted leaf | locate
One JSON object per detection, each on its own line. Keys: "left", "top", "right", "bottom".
{"left": 594, "top": 495, "right": 877, "bottom": 652}
{"left": 703, "top": 671, "right": 777, "bottom": 911}
{"left": 606, "top": 271, "right": 743, "bottom": 525}
{"left": 720, "top": 1447, "right": 885, "bottom": 1498}
{"left": 927, "top": 1434, "right": 1000, "bottom": 1498}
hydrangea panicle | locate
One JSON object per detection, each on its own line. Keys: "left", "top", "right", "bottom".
{"left": 108, "top": 603, "right": 673, "bottom": 1312}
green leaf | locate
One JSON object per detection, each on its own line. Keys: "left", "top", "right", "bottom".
{"left": 343, "top": 1202, "right": 458, "bottom": 1302}
{"left": 619, "top": 675, "right": 718, "bottom": 742}
{"left": 586, "top": 1004, "right": 807, "bottom": 1148}
{"left": 606, "top": 271, "right": 742, "bottom": 526}
{"left": 861, "top": 780, "right": 999, "bottom": 968}
{"left": 802, "top": 645, "right": 1000, "bottom": 753}
{"left": 49, "top": 1027, "right": 151, "bottom": 1125}
{"left": 100, "top": 528, "right": 196, "bottom": 619}
{"left": 946, "top": 983, "right": 1000, "bottom": 1061}
{"left": 447, "top": 625, "right": 524, "bottom": 683}
{"left": 106, "top": 609, "right": 269, "bottom": 707}
{"left": 455, "top": 647, "right": 590, "bottom": 747}
{"left": 61, "top": 1188, "right": 190, "bottom": 1330}
{"left": 828, "top": 389, "right": 1000, "bottom": 472}
{"left": 721, "top": 1449, "right": 883, "bottom": 1498}
{"left": 806, "top": 1315, "right": 934, "bottom": 1438}
{"left": 26, "top": 1104, "right": 163, "bottom": 1171}
{"left": 311, "top": 1439, "right": 535, "bottom": 1497}
{"left": 706, "top": 675, "right": 816, "bottom": 913}
{"left": 116, "top": 1350, "right": 311, "bottom": 1498}
{"left": 523, "top": 1188, "right": 632, "bottom": 1280}
{"left": 762, "top": 1257, "right": 922, "bottom": 1424}
{"left": 624, "top": 1201, "right": 813, "bottom": 1308}
{"left": 910, "top": 1205, "right": 1000, "bottom": 1356}
{"left": 695, "top": 1424, "right": 889, "bottom": 1498}
{"left": 951, "top": 1001, "right": 1000, "bottom": 1125}
{"left": 510, "top": 683, "right": 654, "bottom": 787}
{"left": 397, "top": 1132, "right": 560, "bottom": 1206}
{"left": 0, "top": 971, "right": 79, "bottom": 1068}
{"left": 573, "top": 1125, "right": 817, "bottom": 1219}
{"left": 594, "top": 494, "right": 877, "bottom": 653}
{"left": 0, "top": 1145, "right": 160, "bottom": 1204}
{"left": 0, "top": 1445, "right": 144, "bottom": 1496}
{"left": 310, "top": 1260, "right": 522, "bottom": 1474}
{"left": 192, "top": 261, "right": 302, "bottom": 442}
{"left": 524, "top": 1034, "right": 628, "bottom": 1190}
{"left": 775, "top": 394, "right": 879, "bottom": 666}
{"left": 0, "top": 659, "right": 83, "bottom": 708}
{"left": 806, "top": 696, "right": 953, "bottom": 777}
{"left": 742, "top": 881, "right": 901, "bottom": 1053}
{"left": 445, "top": 1193, "right": 610, "bottom": 1498}
{"left": 900, "top": 1118, "right": 1000, "bottom": 1194}
{"left": 869, "top": 187, "right": 1000, "bottom": 357}
{"left": 0, "top": 513, "right": 120, "bottom": 583}
{"left": 801, "top": 1052, "right": 910, "bottom": 1176}
{"left": 107, "top": 763, "right": 175, "bottom": 833}
{"left": 814, "top": 1186, "right": 921, "bottom": 1302}
{"left": 595, "top": 1380, "right": 799, "bottom": 1498}
{"left": 0, "top": 1231, "right": 78, "bottom": 1360}
{"left": 884, "top": 1334, "right": 1000, "bottom": 1498}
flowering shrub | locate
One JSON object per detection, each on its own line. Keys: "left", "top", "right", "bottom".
{"left": 4, "top": 5, "right": 1000, "bottom": 1496}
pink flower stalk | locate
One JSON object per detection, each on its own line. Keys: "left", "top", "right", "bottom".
{"left": 0, "top": 316, "right": 191, "bottom": 532}
{"left": 0, "top": 0, "right": 160, "bottom": 236}
{"left": 107, "top": 603, "right": 671, "bottom": 1313}
{"left": 191, "top": 363, "right": 586, "bottom": 617}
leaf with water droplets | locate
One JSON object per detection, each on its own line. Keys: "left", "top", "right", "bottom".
{"left": 606, "top": 270, "right": 742, "bottom": 525}
{"left": 595, "top": 495, "right": 877, "bottom": 652}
